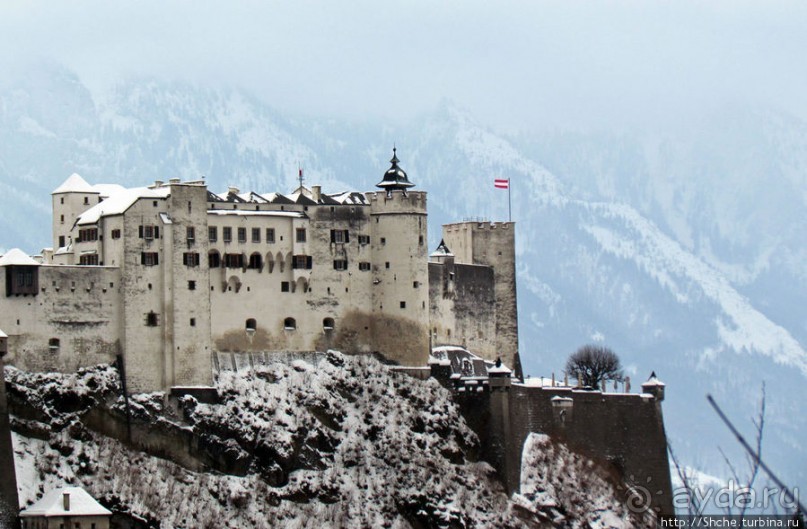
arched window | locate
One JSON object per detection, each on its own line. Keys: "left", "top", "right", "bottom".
{"left": 48, "top": 338, "right": 60, "bottom": 353}
{"left": 208, "top": 250, "right": 221, "bottom": 268}
{"left": 283, "top": 317, "right": 296, "bottom": 330}
{"left": 323, "top": 317, "right": 335, "bottom": 331}
{"left": 245, "top": 318, "right": 257, "bottom": 332}
{"left": 248, "top": 253, "right": 262, "bottom": 270}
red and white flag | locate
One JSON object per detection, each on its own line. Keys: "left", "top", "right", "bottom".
{"left": 494, "top": 178, "right": 509, "bottom": 189}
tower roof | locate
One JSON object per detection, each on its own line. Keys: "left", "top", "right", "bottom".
{"left": 376, "top": 147, "right": 415, "bottom": 190}
{"left": 430, "top": 239, "right": 454, "bottom": 258}
{"left": 52, "top": 173, "right": 97, "bottom": 195}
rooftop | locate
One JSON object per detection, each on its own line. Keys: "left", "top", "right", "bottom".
{"left": 20, "top": 487, "right": 112, "bottom": 518}
{"left": 0, "top": 248, "right": 40, "bottom": 267}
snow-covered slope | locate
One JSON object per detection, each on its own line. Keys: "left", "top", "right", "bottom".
{"left": 1, "top": 64, "right": 804, "bottom": 493}
{"left": 9, "top": 358, "right": 639, "bottom": 528}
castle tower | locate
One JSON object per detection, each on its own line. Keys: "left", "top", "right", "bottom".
{"left": 51, "top": 173, "right": 100, "bottom": 257}
{"left": 442, "top": 221, "right": 521, "bottom": 377}
{"left": 367, "top": 149, "right": 430, "bottom": 365}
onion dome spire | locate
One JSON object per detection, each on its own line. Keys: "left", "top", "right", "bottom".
{"left": 376, "top": 147, "right": 415, "bottom": 191}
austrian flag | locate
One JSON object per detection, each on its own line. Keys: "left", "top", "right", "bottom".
{"left": 494, "top": 178, "right": 510, "bottom": 189}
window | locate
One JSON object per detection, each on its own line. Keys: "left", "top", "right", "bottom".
{"left": 60, "top": 214, "right": 65, "bottom": 224}
{"left": 48, "top": 338, "right": 60, "bottom": 353}
{"left": 385, "top": 262, "right": 390, "bottom": 269}
{"left": 358, "top": 235, "right": 370, "bottom": 245}
{"left": 111, "top": 229, "right": 121, "bottom": 240}
{"left": 292, "top": 255, "right": 313, "bottom": 270}
{"left": 141, "top": 252, "right": 159, "bottom": 266}
{"left": 358, "top": 262, "right": 371, "bottom": 271}
{"left": 248, "top": 253, "right": 262, "bottom": 269}
{"left": 246, "top": 318, "right": 257, "bottom": 331}
{"left": 284, "top": 317, "right": 296, "bottom": 330}
{"left": 186, "top": 226, "right": 195, "bottom": 243}
{"left": 333, "top": 259, "right": 348, "bottom": 271}
{"left": 323, "top": 317, "right": 335, "bottom": 331}
{"left": 223, "top": 227, "right": 232, "bottom": 243}
{"left": 60, "top": 197, "right": 64, "bottom": 204}
{"left": 188, "top": 280, "right": 196, "bottom": 290}
{"left": 139, "top": 225, "right": 156, "bottom": 240}
{"left": 252, "top": 227, "right": 261, "bottom": 243}
{"left": 413, "top": 281, "right": 420, "bottom": 288}
{"left": 224, "top": 253, "right": 244, "bottom": 268}
{"left": 380, "top": 237, "right": 386, "bottom": 245}
{"left": 79, "top": 254, "right": 99, "bottom": 266}
{"left": 330, "top": 229, "right": 349, "bottom": 243}
{"left": 209, "top": 226, "right": 218, "bottom": 242}
{"left": 84, "top": 196, "right": 89, "bottom": 205}
{"left": 146, "top": 312, "right": 159, "bottom": 326}
{"left": 266, "top": 228, "right": 275, "bottom": 243}
{"left": 400, "top": 301, "right": 406, "bottom": 309}
{"left": 77, "top": 228, "right": 98, "bottom": 242}
{"left": 183, "top": 252, "right": 200, "bottom": 267}
{"left": 153, "top": 200, "right": 158, "bottom": 207}
{"left": 296, "top": 228, "right": 307, "bottom": 243}
{"left": 238, "top": 227, "right": 247, "bottom": 243}
{"left": 281, "top": 281, "right": 290, "bottom": 292}
{"left": 208, "top": 251, "right": 221, "bottom": 268}
{"left": 58, "top": 235, "right": 66, "bottom": 248}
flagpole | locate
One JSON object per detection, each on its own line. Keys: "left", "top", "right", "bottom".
{"left": 508, "top": 179, "right": 512, "bottom": 222}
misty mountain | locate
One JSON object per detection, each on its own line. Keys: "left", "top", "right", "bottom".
{"left": 1, "top": 64, "right": 804, "bottom": 494}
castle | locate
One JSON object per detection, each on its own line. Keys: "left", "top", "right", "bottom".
{"left": 0, "top": 150, "right": 520, "bottom": 393}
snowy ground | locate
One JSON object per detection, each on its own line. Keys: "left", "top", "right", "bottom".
{"left": 8, "top": 352, "right": 640, "bottom": 528}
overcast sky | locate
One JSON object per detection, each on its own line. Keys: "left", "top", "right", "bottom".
{"left": 1, "top": 0, "right": 806, "bottom": 132}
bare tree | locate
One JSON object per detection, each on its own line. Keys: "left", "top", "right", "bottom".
{"left": 565, "top": 344, "right": 623, "bottom": 390}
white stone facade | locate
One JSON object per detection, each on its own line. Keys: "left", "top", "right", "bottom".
{"left": 1, "top": 162, "right": 519, "bottom": 392}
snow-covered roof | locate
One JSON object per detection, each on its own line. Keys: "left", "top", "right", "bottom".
{"left": 208, "top": 210, "right": 305, "bottom": 218}
{"left": 0, "top": 248, "right": 40, "bottom": 266}
{"left": 20, "top": 487, "right": 112, "bottom": 518}
{"left": 0, "top": 328, "right": 7, "bottom": 338}
{"left": 76, "top": 186, "right": 171, "bottom": 226}
{"left": 327, "top": 191, "right": 369, "bottom": 205}
{"left": 488, "top": 365, "right": 512, "bottom": 375}
{"left": 642, "top": 371, "right": 666, "bottom": 387}
{"left": 430, "top": 239, "right": 454, "bottom": 258}
{"left": 52, "top": 173, "right": 97, "bottom": 194}
{"left": 92, "top": 183, "right": 126, "bottom": 198}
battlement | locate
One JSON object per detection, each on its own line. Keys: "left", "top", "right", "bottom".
{"left": 366, "top": 190, "right": 427, "bottom": 214}
{"left": 444, "top": 221, "right": 515, "bottom": 231}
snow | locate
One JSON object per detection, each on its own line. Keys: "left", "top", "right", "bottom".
{"left": 158, "top": 212, "right": 173, "bottom": 224}
{"left": 0, "top": 328, "right": 6, "bottom": 338}
{"left": 76, "top": 186, "right": 171, "bottom": 226}
{"left": 91, "top": 183, "right": 126, "bottom": 198}
{"left": 52, "top": 173, "right": 96, "bottom": 194}
{"left": 208, "top": 210, "right": 305, "bottom": 218}
{"left": 20, "top": 486, "right": 112, "bottom": 517}
{"left": 0, "top": 248, "right": 40, "bottom": 266}
{"left": 8, "top": 354, "right": 645, "bottom": 527}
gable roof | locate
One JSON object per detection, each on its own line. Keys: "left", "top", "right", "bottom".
{"left": 76, "top": 186, "right": 171, "bottom": 226}
{"left": 0, "top": 248, "right": 40, "bottom": 267}
{"left": 20, "top": 487, "right": 112, "bottom": 518}
{"left": 52, "top": 173, "right": 98, "bottom": 195}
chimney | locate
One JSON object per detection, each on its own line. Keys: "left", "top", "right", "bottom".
{"left": 228, "top": 186, "right": 240, "bottom": 196}
{"left": 154, "top": 180, "right": 164, "bottom": 188}
{"left": 169, "top": 178, "right": 181, "bottom": 185}
{"left": 312, "top": 185, "right": 321, "bottom": 203}
{"left": 63, "top": 491, "right": 70, "bottom": 511}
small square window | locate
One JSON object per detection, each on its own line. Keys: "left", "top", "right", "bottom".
{"left": 296, "top": 228, "right": 307, "bottom": 243}
{"left": 153, "top": 200, "right": 158, "bottom": 207}
{"left": 188, "top": 280, "right": 196, "bottom": 290}
{"left": 281, "top": 281, "right": 290, "bottom": 292}
{"left": 146, "top": 312, "right": 159, "bottom": 326}
{"left": 190, "top": 318, "right": 196, "bottom": 327}
{"left": 380, "top": 237, "right": 386, "bottom": 245}
{"left": 400, "top": 301, "right": 406, "bottom": 309}
{"left": 385, "top": 262, "right": 390, "bottom": 269}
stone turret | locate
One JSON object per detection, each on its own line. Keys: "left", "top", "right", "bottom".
{"left": 641, "top": 371, "right": 666, "bottom": 402}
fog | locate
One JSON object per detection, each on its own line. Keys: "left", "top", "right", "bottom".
{"left": 2, "top": 0, "right": 806, "bottom": 132}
